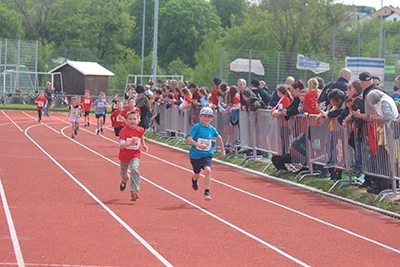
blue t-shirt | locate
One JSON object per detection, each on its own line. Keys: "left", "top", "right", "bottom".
{"left": 391, "top": 93, "right": 400, "bottom": 111}
{"left": 93, "top": 99, "right": 108, "bottom": 114}
{"left": 188, "top": 123, "right": 219, "bottom": 159}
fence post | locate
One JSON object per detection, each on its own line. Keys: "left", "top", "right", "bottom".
{"left": 3, "top": 39, "right": 7, "bottom": 94}
{"left": 17, "top": 40, "right": 21, "bottom": 91}
{"left": 35, "top": 40, "right": 39, "bottom": 91}
{"left": 248, "top": 50, "right": 252, "bottom": 84}
{"left": 305, "top": 116, "right": 313, "bottom": 174}
{"left": 331, "top": 25, "right": 336, "bottom": 82}
{"left": 277, "top": 51, "right": 280, "bottom": 85}
{"left": 219, "top": 48, "right": 223, "bottom": 80}
{"left": 388, "top": 123, "right": 397, "bottom": 196}
{"left": 357, "top": 23, "right": 361, "bottom": 57}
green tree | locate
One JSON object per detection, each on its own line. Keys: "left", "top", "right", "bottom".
{"left": 210, "top": 0, "right": 246, "bottom": 28}
{"left": 158, "top": 0, "right": 222, "bottom": 67}
{"left": 194, "top": 30, "right": 221, "bottom": 88}
{"left": 0, "top": 2, "right": 24, "bottom": 39}
{"left": 167, "top": 58, "right": 194, "bottom": 82}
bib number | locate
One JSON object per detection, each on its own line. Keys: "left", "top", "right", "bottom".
{"left": 84, "top": 99, "right": 90, "bottom": 104}
{"left": 126, "top": 138, "right": 140, "bottom": 150}
{"left": 197, "top": 138, "right": 211, "bottom": 151}
{"left": 38, "top": 102, "right": 44, "bottom": 107}
{"left": 117, "top": 114, "right": 124, "bottom": 122}
{"left": 97, "top": 102, "right": 104, "bottom": 108}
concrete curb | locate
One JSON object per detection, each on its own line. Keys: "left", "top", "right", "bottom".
{"left": 145, "top": 137, "right": 400, "bottom": 220}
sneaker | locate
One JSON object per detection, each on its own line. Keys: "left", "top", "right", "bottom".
{"left": 74, "top": 129, "right": 78, "bottom": 135}
{"left": 100, "top": 128, "right": 104, "bottom": 134}
{"left": 130, "top": 191, "right": 139, "bottom": 201}
{"left": 192, "top": 177, "right": 198, "bottom": 191}
{"left": 88, "top": 122, "right": 91, "bottom": 126}
{"left": 84, "top": 123, "right": 87, "bottom": 127}
{"left": 119, "top": 181, "right": 126, "bottom": 191}
{"left": 77, "top": 126, "right": 80, "bottom": 131}
{"left": 38, "top": 119, "right": 41, "bottom": 123}
{"left": 96, "top": 130, "right": 100, "bottom": 135}
{"left": 71, "top": 133, "right": 75, "bottom": 139}
{"left": 204, "top": 191, "right": 211, "bottom": 201}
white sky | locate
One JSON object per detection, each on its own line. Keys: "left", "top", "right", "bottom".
{"left": 336, "top": 0, "right": 400, "bottom": 10}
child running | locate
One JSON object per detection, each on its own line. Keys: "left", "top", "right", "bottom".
{"left": 187, "top": 107, "right": 225, "bottom": 200}
{"left": 69, "top": 97, "right": 82, "bottom": 138}
{"left": 35, "top": 91, "right": 48, "bottom": 122}
{"left": 111, "top": 102, "right": 125, "bottom": 137}
{"left": 81, "top": 90, "right": 93, "bottom": 126}
{"left": 118, "top": 111, "right": 148, "bottom": 201}
{"left": 92, "top": 92, "right": 108, "bottom": 135}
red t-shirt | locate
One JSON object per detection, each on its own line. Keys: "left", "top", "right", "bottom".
{"left": 303, "top": 90, "right": 320, "bottom": 114}
{"left": 35, "top": 96, "right": 47, "bottom": 110}
{"left": 184, "top": 96, "right": 193, "bottom": 104}
{"left": 118, "top": 126, "right": 145, "bottom": 162}
{"left": 111, "top": 110, "right": 125, "bottom": 128}
{"left": 81, "top": 97, "right": 93, "bottom": 112}
{"left": 277, "top": 96, "right": 291, "bottom": 109}
{"left": 120, "top": 106, "right": 142, "bottom": 118}
{"left": 234, "top": 94, "right": 241, "bottom": 105}
{"left": 211, "top": 86, "right": 219, "bottom": 105}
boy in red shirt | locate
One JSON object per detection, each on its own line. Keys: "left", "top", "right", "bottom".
{"left": 120, "top": 97, "right": 141, "bottom": 118}
{"left": 111, "top": 102, "right": 125, "bottom": 137}
{"left": 81, "top": 90, "right": 93, "bottom": 126}
{"left": 35, "top": 91, "right": 48, "bottom": 122}
{"left": 118, "top": 111, "right": 148, "bottom": 201}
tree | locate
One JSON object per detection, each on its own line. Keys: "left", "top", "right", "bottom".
{"left": 158, "top": 0, "right": 221, "bottom": 67}
{"left": 167, "top": 58, "right": 194, "bottom": 82}
{"left": 0, "top": 2, "right": 24, "bottom": 39}
{"left": 6, "top": 0, "right": 53, "bottom": 43}
{"left": 210, "top": 0, "right": 246, "bottom": 29}
{"left": 194, "top": 30, "right": 221, "bottom": 88}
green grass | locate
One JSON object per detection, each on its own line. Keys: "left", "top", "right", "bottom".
{"left": 144, "top": 131, "right": 400, "bottom": 215}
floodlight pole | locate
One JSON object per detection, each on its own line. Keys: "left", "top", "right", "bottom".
{"left": 140, "top": 0, "right": 146, "bottom": 85}
{"left": 379, "top": 0, "right": 383, "bottom": 58}
{"left": 151, "top": 0, "right": 159, "bottom": 83}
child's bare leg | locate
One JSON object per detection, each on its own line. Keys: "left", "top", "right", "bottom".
{"left": 193, "top": 172, "right": 201, "bottom": 181}
{"left": 203, "top": 166, "right": 211, "bottom": 190}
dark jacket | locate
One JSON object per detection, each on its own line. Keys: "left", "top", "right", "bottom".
{"left": 318, "top": 77, "right": 349, "bottom": 106}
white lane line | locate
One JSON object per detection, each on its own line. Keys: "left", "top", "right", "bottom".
{"left": 23, "top": 124, "right": 173, "bottom": 267}
{"left": 22, "top": 112, "right": 60, "bottom": 134}
{"left": 0, "top": 263, "right": 120, "bottom": 267}
{"left": 1, "top": 111, "right": 23, "bottom": 132}
{"left": 61, "top": 115, "right": 400, "bottom": 256}
{"left": 59, "top": 126, "right": 311, "bottom": 267}
{"left": 0, "top": 178, "right": 25, "bottom": 267}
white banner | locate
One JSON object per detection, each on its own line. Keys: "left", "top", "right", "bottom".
{"left": 296, "top": 54, "right": 330, "bottom": 74}
{"left": 346, "top": 57, "right": 385, "bottom": 84}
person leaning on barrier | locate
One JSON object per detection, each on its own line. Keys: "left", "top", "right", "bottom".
{"left": 242, "top": 88, "right": 266, "bottom": 112}
{"left": 318, "top": 68, "right": 351, "bottom": 108}
{"left": 250, "top": 79, "right": 270, "bottom": 108}
{"left": 271, "top": 80, "right": 305, "bottom": 119}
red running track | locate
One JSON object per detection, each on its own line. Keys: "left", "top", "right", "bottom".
{"left": 0, "top": 110, "right": 399, "bottom": 267}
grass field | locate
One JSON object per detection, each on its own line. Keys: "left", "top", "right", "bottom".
{"left": 0, "top": 103, "right": 70, "bottom": 112}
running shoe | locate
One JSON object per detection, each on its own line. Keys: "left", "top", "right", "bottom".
{"left": 88, "top": 122, "right": 91, "bottom": 126}
{"left": 204, "top": 191, "right": 211, "bottom": 201}
{"left": 192, "top": 177, "right": 198, "bottom": 191}
{"left": 130, "top": 191, "right": 139, "bottom": 201}
{"left": 120, "top": 181, "right": 126, "bottom": 191}
{"left": 96, "top": 130, "right": 100, "bottom": 135}
{"left": 100, "top": 128, "right": 104, "bottom": 134}
{"left": 71, "top": 133, "right": 75, "bottom": 139}
{"left": 74, "top": 129, "right": 78, "bottom": 135}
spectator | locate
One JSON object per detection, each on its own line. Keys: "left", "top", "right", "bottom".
{"left": 270, "top": 76, "right": 295, "bottom": 107}
{"left": 211, "top": 77, "right": 221, "bottom": 108}
{"left": 135, "top": 85, "right": 150, "bottom": 129}
{"left": 43, "top": 81, "right": 54, "bottom": 116}
{"left": 391, "top": 76, "right": 400, "bottom": 112}
{"left": 318, "top": 68, "right": 351, "bottom": 107}
{"left": 189, "top": 83, "right": 201, "bottom": 102}
{"left": 250, "top": 79, "right": 270, "bottom": 108}
{"left": 303, "top": 78, "right": 321, "bottom": 115}
{"left": 259, "top": 80, "right": 269, "bottom": 94}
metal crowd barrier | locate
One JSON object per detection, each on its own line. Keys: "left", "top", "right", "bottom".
{"left": 152, "top": 104, "right": 400, "bottom": 202}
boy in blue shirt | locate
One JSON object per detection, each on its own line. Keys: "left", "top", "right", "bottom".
{"left": 92, "top": 92, "right": 109, "bottom": 135}
{"left": 187, "top": 107, "right": 225, "bottom": 200}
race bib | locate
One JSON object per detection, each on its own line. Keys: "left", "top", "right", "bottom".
{"left": 38, "top": 102, "right": 44, "bottom": 107}
{"left": 84, "top": 99, "right": 90, "bottom": 104}
{"left": 117, "top": 114, "right": 124, "bottom": 122}
{"left": 71, "top": 109, "right": 80, "bottom": 117}
{"left": 97, "top": 102, "right": 105, "bottom": 108}
{"left": 197, "top": 138, "right": 211, "bottom": 151}
{"left": 126, "top": 138, "right": 140, "bottom": 150}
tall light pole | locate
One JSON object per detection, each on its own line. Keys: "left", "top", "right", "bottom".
{"left": 379, "top": 0, "right": 383, "bottom": 58}
{"left": 140, "top": 0, "right": 146, "bottom": 85}
{"left": 151, "top": 0, "right": 159, "bottom": 82}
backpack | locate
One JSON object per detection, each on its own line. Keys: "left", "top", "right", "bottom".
{"left": 248, "top": 95, "right": 266, "bottom": 112}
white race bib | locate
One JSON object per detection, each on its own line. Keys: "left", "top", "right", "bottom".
{"left": 126, "top": 138, "right": 140, "bottom": 150}
{"left": 97, "top": 102, "right": 105, "bottom": 108}
{"left": 197, "top": 138, "right": 211, "bottom": 151}
{"left": 84, "top": 99, "right": 90, "bottom": 104}
{"left": 38, "top": 102, "right": 44, "bottom": 107}
{"left": 71, "top": 109, "right": 80, "bottom": 117}
{"left": 117, "top": 114, "right": 124, "bottom": 122}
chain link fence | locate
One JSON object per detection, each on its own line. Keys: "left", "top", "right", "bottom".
{"left": 219, "top": 27, "right": 400, "bottom": 92}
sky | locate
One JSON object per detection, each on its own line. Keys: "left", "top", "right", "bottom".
{"left": 336, "top": 0, "right": 400, "bottom": 10}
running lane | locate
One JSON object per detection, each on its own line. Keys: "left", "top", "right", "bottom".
{"left": 0, "top": 112, "right": 165, "bottom": 266}
{"left": 18, "top": 112, "right": 303, "bottom": 267}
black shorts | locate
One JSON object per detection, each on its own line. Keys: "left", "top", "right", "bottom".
{"left": 114, "top": 126, "right": 124, "bottom": 136}
{"left": 95, "top": 113, "right": 104, "bottom": 119}
{"left": 84, "top": 111, "right": 90, "bottom": 117}
{"left": 190, "top": 156, "right": 212, "bottom": 174}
